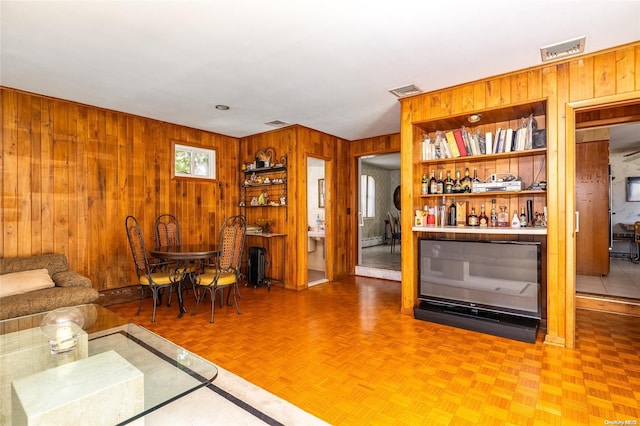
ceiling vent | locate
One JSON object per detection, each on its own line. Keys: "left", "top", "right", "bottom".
{"left": 540, "top": 36, "right": 586, "bottom": 62}
{"left": 389, "top": 84, "right": 422, "bottom": 98}
{"left": 265, "top": 120, "right": 290, "bottom": 127}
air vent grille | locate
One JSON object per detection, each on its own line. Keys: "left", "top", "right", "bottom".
{"left": 540, "top": 36, "right": 586, "bottom": 62}
{"left": 389, "top": 84, "right": 422, "bottom": 98}
{"left": 265, "top": 120, "right": 290, "bottom": 127}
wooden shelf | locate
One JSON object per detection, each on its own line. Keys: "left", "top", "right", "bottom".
{"left": 419, "top": 148, "right": 546, "bottom": 165}
{"left": 413, "top": 99, "right": 547, "bottom": 134}
{"left": 412, "top": 226, "right": 547, "bottom": 235}
{"left": 418, "top": 189, "right": 546, "bottom": 199}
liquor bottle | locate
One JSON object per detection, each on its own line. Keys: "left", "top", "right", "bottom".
{"left": 490, "top": 199, "right": 498, "bottom": 227}
{"left": 511, "top": 210, "right": 521, "bottom": 227}
{"left": 497, "top": 205, "right": 509, "bottom": 227}
{"left": 472, "top": 167, "right": 481, "bottom": 182}
{"left": 519, "top": 207, "right": 527, "bottom": 227}
{"left": 478, "top": 203, "right": 488, "bottom": 227}
{"left": 461, "top": 167, "right": 472, "bottom": 193}
{"left": 444, "top": 170, "right": 453, "bottom": 194}
{"left": 447, "top": 198, "right": 457, "bottom": 226}
{"left": 436, "top": 171, "right": 444, "bottom": 194}
{"left": 453, "top": 170, "right": 463, "bottom": 193}
{"left": 421, "top": 173, "right": 429, "bottom": 195}
{"left": 467, "top": 207, "right": 479, "bottom": 226}
{"left": 429, "top": 170, "right": 437, "bottom": 194}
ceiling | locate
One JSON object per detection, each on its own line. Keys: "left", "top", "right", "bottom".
{"left": 2, "top": 1, "right": 640, "bottom": 142}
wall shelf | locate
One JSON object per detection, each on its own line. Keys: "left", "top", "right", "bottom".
{"left": 412, "top": 226, "right": 547, "bottom": 235}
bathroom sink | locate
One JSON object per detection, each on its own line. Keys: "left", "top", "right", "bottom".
{"left": 308, "top": 230, "right": 325, "bottom": 238}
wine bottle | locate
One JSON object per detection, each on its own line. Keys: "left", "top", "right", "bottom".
{"left": 467, "top": 207, "right": 479, "bottom": 226}
{"left": 444, "top": 170, "right": 453, "bottom": 194}
{"left": 429, "top": 170, "right": 437, "bottom": 194}
{"left": 519, "top": 207, "right": 527, "bottom": 227}
{"left": 436, "top": 171, "right": 444, "bottom": 194}
{"left": 479, "top": 204, "right": 488, "bottom": 227}
{"left": 421, "top": 173, "right": 429, "bottom": 195}
{"left": 490, "top": 199, "right": 498, "bottom": 227}
{"left": 453, "top": 170, "right": 463, "bottom": 193}
{"left": 461, "top": 167, "right": 472, "bottom": 193}
{"left": 447, "top": 198, "right": 457, "bottom": 226}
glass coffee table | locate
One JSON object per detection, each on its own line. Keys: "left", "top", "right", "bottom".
{"left": 0, "top": 304, "right": 218, "bottom": 425}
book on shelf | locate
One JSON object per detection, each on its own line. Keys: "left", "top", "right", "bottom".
{"left": 477, "top": 131, "right": 486, "bottom": 155}
{"left": 485, "top": 132, "right": 493, "bottom": 155}
{"left": 504, "top": 128, "right": 514, "bottom": 153}
{"left": 452, "top": 129, "right": 468, "bottom": 157}
{"left": 444, "top": 131, "right": 461, "bottom": 157}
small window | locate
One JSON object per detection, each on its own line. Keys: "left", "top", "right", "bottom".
{"left": 360, "top": 174, "right": 376, "bottom": 218}
{"left": 172, "top": 142, "right": 216, "bottom": 180}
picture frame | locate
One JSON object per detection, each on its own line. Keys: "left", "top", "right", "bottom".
{"left": 318, "top": 179, "right": 325, "bottom": 208}
{"left": 626, "top": 176, "right": 640, "bottom": 202}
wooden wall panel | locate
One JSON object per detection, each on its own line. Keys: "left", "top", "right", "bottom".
{"left": 1, "top": 88, "right": 239, "bottom": 291}
{"left": 400, "top": 41, "right": 640, "bottom": 348}
{"left": 239, "top": 125, "right": 348, "bottom": 290}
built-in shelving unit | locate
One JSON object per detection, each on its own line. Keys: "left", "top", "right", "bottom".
{"left": 240, "top": 148, "right": 287, "bottom": 211}
{"left": 413, "top": 99, "right": 548, "bottom": 235}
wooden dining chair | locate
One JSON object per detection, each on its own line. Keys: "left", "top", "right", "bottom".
{"left": 154, "top": 213, "right": 181, "bottom": 249}
{"left": 125, "top": 215, "right": 183, "bottom": 322}
{"left": 192, "top": 215, "right": 246, "bottom": 323}
{"left": 387, "top": 211, "right": 401, "bottom": 253}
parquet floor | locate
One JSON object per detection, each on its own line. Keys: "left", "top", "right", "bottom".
{"left": 108, "top": 276, "right": 640, "bottom": 425}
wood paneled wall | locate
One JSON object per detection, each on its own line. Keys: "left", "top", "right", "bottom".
{"left": 399, "top": 42, "right": 640, "bottom": 347}
{"left": 1, "top": 88, "right": 240, "bottom": 290}
{"left": 239, "top": 125, "right": 349, "bottom": 289}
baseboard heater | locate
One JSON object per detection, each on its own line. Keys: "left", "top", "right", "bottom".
{"left": 414, "top": 302, "right": 539, "bottom": 343}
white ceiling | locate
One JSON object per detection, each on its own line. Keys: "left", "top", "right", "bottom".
{"left": 2, "top": 1, "right": 640, "bottom": 141}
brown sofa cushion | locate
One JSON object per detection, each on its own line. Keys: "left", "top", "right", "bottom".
{"left": 0, "top": 254, "right": 68, "bottom": 276}
{"left": 0, "top": 269, "right": 55, "bottom": 297}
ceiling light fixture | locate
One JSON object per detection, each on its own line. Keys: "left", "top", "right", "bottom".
{"left": 388, "top": 84, "right": 422, "bottom": 98}
{"left": 467, "top": 114, "right": 482, "bottom": 124}
{"left": 540, "top": 36, "right": 586, "bottom": 62}
{"left": 215, "top": 104, "right": 230, "bottom": 110}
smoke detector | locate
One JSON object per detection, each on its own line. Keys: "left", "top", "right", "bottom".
{"left": 540, "top": 36, "right": 586, "bottom": 62}
{"left": 389, "top": 84, "right": 422, "bottom": 98}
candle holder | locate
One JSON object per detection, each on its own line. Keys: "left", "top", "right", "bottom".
{"left": 40, "top": 307, "right": 85, "bottom": 354}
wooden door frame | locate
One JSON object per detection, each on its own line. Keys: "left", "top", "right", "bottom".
{"left": 564, "top": 90, "right": 640, "bottom": 348}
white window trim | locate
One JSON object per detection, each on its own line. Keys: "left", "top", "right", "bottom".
{"left": 172, "top": 142, "right": 216, "bottom": 181}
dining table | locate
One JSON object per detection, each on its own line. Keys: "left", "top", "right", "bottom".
{"left": 149, "top": 244, "right": 218, "bottom": 318}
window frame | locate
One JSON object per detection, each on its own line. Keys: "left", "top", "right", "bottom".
{"left": 171, "top": 141, "right": 216, "bottom": 181}
{"left": 360, "top": 174, "right": 376, "bottom": 219}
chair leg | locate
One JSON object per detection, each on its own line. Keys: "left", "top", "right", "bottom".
{"left": 231, "top": 284, "right": 242, "bottom": 315}
{"left": 135, "top": 286, "right": 145, "bottom": 316}
{"left": 209, "top": 287, "right": 217, "bottom": 323}
{"left": 151, "top": 287, "right": 159, "bottom": 323}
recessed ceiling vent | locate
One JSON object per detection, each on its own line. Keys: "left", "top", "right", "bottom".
{"left": 540, "top": 36, "right": 586, "bottom": 62}
{"left": 389, "top": 84, "right": 422, "bottom": 98}
{"left": 265, "top": 120, "right": 290, "bottom": 127}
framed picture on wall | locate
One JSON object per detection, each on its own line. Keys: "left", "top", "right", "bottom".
{"left": 318, "top": 179, "right": 325, "bottom": 208}
{"left": 626, "top": 177, "right": 640, "bottom": 201}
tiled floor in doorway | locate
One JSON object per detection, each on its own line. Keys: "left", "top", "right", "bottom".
{"left": 576, "top": 258, "right": 640, "bottom": 299}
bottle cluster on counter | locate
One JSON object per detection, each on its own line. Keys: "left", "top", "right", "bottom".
{"left": 414, "top": 197, "right": 547, "bottom": 228}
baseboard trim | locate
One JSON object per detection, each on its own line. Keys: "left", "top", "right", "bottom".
{"left": 576, "top": 293, "right": 640, "bottom": 317}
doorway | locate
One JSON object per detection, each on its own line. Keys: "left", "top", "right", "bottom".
{"left": 575, "top": 121, "right": 640, "bottom": 299}
{"left": 307, "top": 157, "right": 327, "bottom": 286}
{"left": 355, "top": 153, "right": 401, "bottom": 280}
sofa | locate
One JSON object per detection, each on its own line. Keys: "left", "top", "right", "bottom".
{"left": 0, "top": 254, "right": 99, "bottom": 320}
